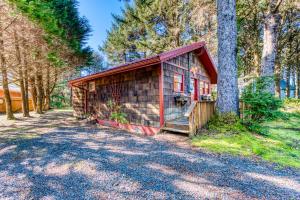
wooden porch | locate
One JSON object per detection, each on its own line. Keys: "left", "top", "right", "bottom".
{"left": 162, "top": 101, "right": 215, "bottom": 135}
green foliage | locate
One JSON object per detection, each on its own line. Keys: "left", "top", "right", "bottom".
{"left": 110, "top": 112, "right": 128, "bottom": 124}
{"left": 9, "top": 0, "right": 92, "bottom": 56}
{"left": 101, "top": 0, "right": 217, "bottom": 65}
{"left": 241, "top": 77, "right": 284, "bottom": 134}
{"left": 211, "top": 91, "right": 217, "bottom": 101}
{"left": 50, "top": 94, "right": 65, "bottom": 109}
{"left": 106, "top": 99, "right": 128, "bottom": 124}
{"left": 206, "top": 112, "right": 246, "bottom": 134}
{"left": 193, "top": 109, "right": 300, "bottom": 168}
{"left": 50, "top": 81, "right": 71, "bottom": 109}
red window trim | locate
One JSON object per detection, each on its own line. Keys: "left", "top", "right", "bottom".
{"left": 201, "top": 81, "right": 211, "bottom": 95}
{"left": 207, "top": 82, "right": 210, "bottom": 94}
{"left": 174, "top": 73, "right": 184, "bottom": 93}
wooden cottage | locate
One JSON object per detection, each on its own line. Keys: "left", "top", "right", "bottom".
{"left": 69, "top": 42, "right": 217, "bottom": 135}
{"left": 0, "top": 88, "right": 34, "bottom": 113}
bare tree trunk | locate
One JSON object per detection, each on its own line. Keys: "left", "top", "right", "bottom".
{"left": 35, "top": 64, "right": 43, "bottom": 114}
{"left": 0, "top": 57, "right": 15, "bottom": 119}
{"left": 29, "top": 77, "right": 37, "bottom": 111}
{"left": 44, "top": 64, "right": 50, "bottom": 110}
{"left": 22, "top": 40, "right": 30, "bottom": 116}
{"left": 216, "top": 0, "right": 239, "bottom": 114}
{"left": 14, "top": 29, "right": 28, "bottom": 117}
{"left": 260, "top": 0, "right": 282, "bottom": 95}
{"left": 0, "top": 24, "right": 14, "bottom": 120}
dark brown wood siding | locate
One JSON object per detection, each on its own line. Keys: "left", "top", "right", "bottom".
{"left": 87, "top": 65, "right": 160, "bottom": 128}
{"left": 72, "top": 84, "right": 87, "bottom": 119}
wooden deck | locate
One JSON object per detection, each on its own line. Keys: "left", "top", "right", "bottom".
{"left": 162, "top": 101, "right": 215, "bottom": 135}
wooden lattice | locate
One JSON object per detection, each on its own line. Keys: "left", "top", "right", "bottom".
{"left": 110, "top": 81, "right": 122, "bottom": 104}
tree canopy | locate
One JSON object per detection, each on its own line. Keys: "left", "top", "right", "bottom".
{"left": 0, "top": 0, "right": 93, "bottom": 119}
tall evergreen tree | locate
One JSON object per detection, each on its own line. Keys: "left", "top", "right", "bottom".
{"left": 260, "top": 0, "right": 283, "bottom": 95}
{"left": 216, "top": 0, "right": 239, "bottom": 114}
{"left": 0, "top": 0, "right": 92, "bottom": 119}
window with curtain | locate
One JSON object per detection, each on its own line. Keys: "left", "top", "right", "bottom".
{"left": 174, "top": 74, "right": 184, "bottom": 92}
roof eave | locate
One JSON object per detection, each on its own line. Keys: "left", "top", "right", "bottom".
{"left": 69, "top": 56, "right": 161, "bottom": 86}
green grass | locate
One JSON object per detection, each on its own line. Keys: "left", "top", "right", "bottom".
{"left": 192, "top": 108, "right": 300, "bottom": 168}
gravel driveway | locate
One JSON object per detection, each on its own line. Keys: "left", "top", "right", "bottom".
{"left": 0, "top": 110, "right": 299, "bottom": 200}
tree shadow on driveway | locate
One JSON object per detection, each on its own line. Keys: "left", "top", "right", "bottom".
{"left": 0, "top": 110, "right": 299, "bottom": 199}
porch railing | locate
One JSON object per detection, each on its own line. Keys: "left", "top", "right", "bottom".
{"left": 184, "top": 100, "right": 216, "bottom": 135}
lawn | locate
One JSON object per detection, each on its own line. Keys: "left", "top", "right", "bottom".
{"left": 192, "top": 104, "right": 300, "bottom": 169}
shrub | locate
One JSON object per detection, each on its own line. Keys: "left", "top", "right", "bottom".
{"left": 206, "top": 112, "right": 247, "bottom": 134}
{"left": 241, "top": 77, "right": 283, "bottom": 122}
{"left": 50, "top": 94, "right": 66, "bottom": 109}
{"left": 106, "top": 99, "right": 128, "bottom": 124}
{"left": 110, "top": 112, "right": 128, "bottom": 123}
{"left": 241, "top": 77, "right": 283, "bottom": 135}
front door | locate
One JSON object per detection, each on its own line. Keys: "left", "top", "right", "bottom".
{"left": 191, "top": 78, "right": 198, "bottom": 101}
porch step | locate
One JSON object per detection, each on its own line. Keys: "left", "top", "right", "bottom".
{"left": 162, "top": 117, "right": 190, "bottom": 134}
{"left": 161, "top": 127, "right": 190, "bottom": 134}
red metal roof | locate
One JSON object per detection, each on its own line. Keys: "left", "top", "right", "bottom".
{"left": 69, "top": 41, "right": 218, "bottom": 85}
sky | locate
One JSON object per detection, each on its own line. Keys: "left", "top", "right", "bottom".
{"left": 78, "top": 0, "right": 125, "bottom": 52}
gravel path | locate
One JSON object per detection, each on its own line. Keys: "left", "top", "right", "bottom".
{"left": 0, "top": 110, "right": 299, "bottom": 200}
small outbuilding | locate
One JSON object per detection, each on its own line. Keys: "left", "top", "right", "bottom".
{"left": 0, "top": 88, "right": 34, "bottom": 113}
{"left": 69, "top": 42, "right": 217, "bottom": 135}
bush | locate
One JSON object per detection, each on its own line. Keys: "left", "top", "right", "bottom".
{"left": 241, "top": 77, "right": 283, "bottom": 122}
{"left": 51, "top": 94, "right": 67, "bottom": 109}
{"left": 206, "top": 112, "right": 247, "bottom": 134}
{"left": 241, "top": 77, "right": 283, "bottom": 135}
{"left": 106, "top": 99, "right": 128, "bottom": 124}
{"left": 110, "top": 112, "right": 128, "bottom": 123}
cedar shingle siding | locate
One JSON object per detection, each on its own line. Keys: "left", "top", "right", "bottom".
{"left": 71, "top": 43, "right": 217, "bottom": 135}
{"left": 72, "top": 85, "right": 86, "bottom": 119}
{"left": 85, "top": 65, "right": 160, "bottom": 128}
{"left": 163, "top": 52, "right": 211, "bottom": 121}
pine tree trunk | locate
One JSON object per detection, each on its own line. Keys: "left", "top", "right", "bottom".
{"left": 286, "top": 66, "right": 291, "bottom": 98}
{"left": 22, "top": 41, "right": 30, "bottom": 116}
{"left": 23, "top": 65, "right": 30, "bottom": 116}
{"left": 35, "top": 65, "right": 43, "bottom": 114}
{"left": 44, "top": 64, "right": 50, "bottom": 110}
{"left": 216, "top": 0, "right": 239, "bottom": 114}
{"left": 29, "top": 77, "right": 37, "bottom": 111}
{"left": 297, "top": 65, "right": 300, "bottom": 99}
{"left": 260, "top": 1, "right": 281, "bottom": 95}
{"left": 14, "top": 30, "right": 28, "bottom": 117}
{"left": 295, "top": 42, "right": 300, "bottom": 99}
{"left": 0, "top": 24, "right": 14, "bottom": 120}
{"left": 274, "top": 62, "right": 281, "bottom": 97}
